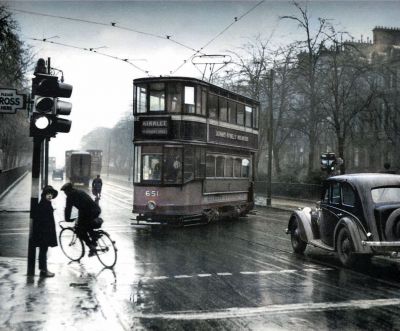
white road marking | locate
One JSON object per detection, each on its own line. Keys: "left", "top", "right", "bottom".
{"left": 153, "top": 276, "right": 169, "bottom": 280}
{"left": 132, "top": 298, "right": 400, "bottom": 320}
{"left": 143, "top": 267, "right": 334, "bottom": 282}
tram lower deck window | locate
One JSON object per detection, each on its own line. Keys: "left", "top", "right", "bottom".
{"left": 163, "top": 147, "right": 183, "bottom": 183}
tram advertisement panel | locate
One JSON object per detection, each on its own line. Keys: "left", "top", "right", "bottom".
{"left": 208, "top": 125, "right": 258, "bottom": 149}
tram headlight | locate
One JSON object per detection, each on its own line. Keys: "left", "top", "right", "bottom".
{"left": 147, "top": 200, "right": 157, "bottom": 211}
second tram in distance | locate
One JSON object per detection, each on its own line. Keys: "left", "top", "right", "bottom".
{"left": 132, "top": 76, "right": 259, "bottom": 226}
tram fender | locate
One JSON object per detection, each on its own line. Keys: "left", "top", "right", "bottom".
{"left": 287, "top": 207, "right": 313, "bottom": 243}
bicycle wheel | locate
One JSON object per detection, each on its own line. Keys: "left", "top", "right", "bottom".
{"left": 59, "top": 228, "right": 85, "bottom": 261}
{"left": 95, "top": 231, "right": 117, "bottom": 268}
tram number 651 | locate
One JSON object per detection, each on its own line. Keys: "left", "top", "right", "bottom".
{"left": 145, "top": 190, "right": 159, "bottom": 197}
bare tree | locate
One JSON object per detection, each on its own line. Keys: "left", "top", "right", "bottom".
{"left": 0, "top": 4, "right": 33, "bottom": 169}
{"left": 320, "top": 41, "right": 377, "bottom": 173}
{"left": 282, "top": 2, "right": 335, "bottom": 177}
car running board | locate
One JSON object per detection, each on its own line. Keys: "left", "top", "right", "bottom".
{"left": 308, "top": 239, "right": 335, "bottom": 251}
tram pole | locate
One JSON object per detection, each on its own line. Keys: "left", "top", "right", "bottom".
{"left": 266, "top": 69, "right": 274, "bottom": 207}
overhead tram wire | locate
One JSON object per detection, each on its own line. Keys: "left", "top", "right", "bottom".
{"left": 30, "top": 37, "right": 150, "bottom": 75}
{"left": 11, "top": 8, "right": 198, "bottom": 53}
{"left": 170, "top": 0, "right": 265, "bottom": 75}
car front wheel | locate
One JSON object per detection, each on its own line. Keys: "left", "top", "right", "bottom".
{"left": 337, "top": 227, "right": 356, "bottom": 267}
{"left": 290, "top": 217, "right": 307, "bottom": 254}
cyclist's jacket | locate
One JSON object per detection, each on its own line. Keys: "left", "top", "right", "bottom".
{"left": 65, "top": 188, "right": 101, "bottom": 223}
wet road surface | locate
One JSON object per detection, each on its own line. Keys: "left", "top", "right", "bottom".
{"left": 1, "top": 174, "right": 400, "bottom": 330}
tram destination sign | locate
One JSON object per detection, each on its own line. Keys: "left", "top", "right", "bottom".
{"left": 209, "top": 125, "right": 258, "bottom": 149}
{"left": 139, "top": 117, "right": 171, "bottom": 137}
{"left": 0, "top": 88, "right": 26, "bottom": 114}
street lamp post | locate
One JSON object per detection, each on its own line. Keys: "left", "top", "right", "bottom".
{"left": 266, "top": 69, "right": 274, "bottom": 207}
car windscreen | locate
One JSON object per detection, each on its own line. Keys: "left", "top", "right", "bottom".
{"left": 371, "top": 187, "right": 400, "bottom": 203}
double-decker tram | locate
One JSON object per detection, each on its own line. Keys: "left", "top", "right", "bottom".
{"left": 132, "top": 77, "right": 259, "bottom": 226}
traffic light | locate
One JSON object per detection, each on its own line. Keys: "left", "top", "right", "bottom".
{"left": 30, "top": 70, "right": 73, "bottom": 138}
{"left": 321, "top": 152, "right": 336, "bottom": 173}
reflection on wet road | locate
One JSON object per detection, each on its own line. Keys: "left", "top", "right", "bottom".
{"left": 1, "top": 174, "right": 400, "bottom": 330}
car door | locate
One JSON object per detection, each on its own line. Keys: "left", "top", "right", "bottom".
{"left": 320, "top": 181, "right": 342, "bottom": 247}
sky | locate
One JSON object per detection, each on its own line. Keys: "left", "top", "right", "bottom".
{"left": 6, "top": 0, "right": 400, "bottom": 166}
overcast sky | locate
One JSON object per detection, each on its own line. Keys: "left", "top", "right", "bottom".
{"left": 7, "top": 0, "right": 400, "bottom": 166}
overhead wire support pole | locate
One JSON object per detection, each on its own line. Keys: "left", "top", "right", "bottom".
{"left": 266, "top": 69, "right": 274, "bottom": 207}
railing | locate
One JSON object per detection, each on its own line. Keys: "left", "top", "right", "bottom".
{"left": 255, "top": 181, "right": 322, "bottom": 201}
{"left": 0, "top": 165, "right": 29, "bottom": 198}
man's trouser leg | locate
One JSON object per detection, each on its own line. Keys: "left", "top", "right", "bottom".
{"left": 76, "top": 221, "right": 94, "bottom": 248}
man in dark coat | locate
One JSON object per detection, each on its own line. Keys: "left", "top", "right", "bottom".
{"left": 61, "top": 182, "right": 101, "bottom": 256}
{"left": 33, "top": 185, "right": 58, "bottom": 277}
{"left": 92, "top": 174, "right": 103, "bottom": 199}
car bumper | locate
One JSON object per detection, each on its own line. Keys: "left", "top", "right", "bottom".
{"left": 361, "top": 240, "right": 400, "bottom": 247}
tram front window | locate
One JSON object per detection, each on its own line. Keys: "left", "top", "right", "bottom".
{"left": 143, "top": 155, "right": 162, "bottom": 181}
{"left": 163, "top": 147, "right": 183, "bottom": 184}
{"left": 150, "top": 83, "right": 165, "bottom": 112}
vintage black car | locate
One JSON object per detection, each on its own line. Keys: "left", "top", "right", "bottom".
{"left": 286, "top": 173, "right": 400, "bottom": 267}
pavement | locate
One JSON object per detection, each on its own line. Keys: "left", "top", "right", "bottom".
{"left": 0, "top": 173, "right": 315, "bottom": 330}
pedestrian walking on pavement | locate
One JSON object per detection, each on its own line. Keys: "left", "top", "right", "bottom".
{"left": 32, "top": 185, "right": 58, "bottom": 277}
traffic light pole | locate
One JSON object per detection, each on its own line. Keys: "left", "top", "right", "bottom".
{"left": 27, "top": 137, "right": 43, "bottom": 276}
{"left": 44, "top": 138, "right": 49, "bottom": 186}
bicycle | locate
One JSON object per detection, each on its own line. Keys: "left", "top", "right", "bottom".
{"left": 59, "top": 220, "right": 117, "bottom": 268}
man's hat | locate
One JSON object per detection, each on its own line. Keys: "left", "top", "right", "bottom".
{"left": 60, "top": 182, "right": 73, "bottom": 192}
{"left": 42, "top": 185, "right": 58, "bottom": 198}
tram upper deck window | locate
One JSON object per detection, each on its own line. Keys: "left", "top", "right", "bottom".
{"left": 237, "top": 103, "right": 244, "bottom": 125}
{"left": 219, "top": 98, "right": 228, "bottom": 122}
{"left": 228, "top": 100, "right": 236, "bottom": 124}
{"left": 184, "top": 86, "right": 195, "bottom": 113}
{"left": 149, "top": 83, "right": 165, "bottom": 112}
{"left": 245, "top": 106, "right": 252, "bottom": 128}
{"left": 200, "top": 87, "right": 207, "bottom": 116}
{"left": 136, "top": 85, "right": 147, "bottom": 113}
{"left": 208, "top": 93, "right": 218, "bottom": 119}
{"left": 253, "top": 106, "right": 259, "bottom": 129}
{"left": 167, "top": 82, "right": 182, "bottom": 113}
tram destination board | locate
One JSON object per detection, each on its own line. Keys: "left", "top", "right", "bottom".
{"left": 139, "top": 117, "right": 171, "bottom": 137}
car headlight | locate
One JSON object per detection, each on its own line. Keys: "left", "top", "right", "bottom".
{"left": 147, "top": 200, "right": 157, "bottom": 211}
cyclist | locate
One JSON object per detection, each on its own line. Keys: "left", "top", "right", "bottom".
{"left": 92, "top": 174, "right": 103, "bottom": 200}
{"left": 60, "top": 182, "right": 101, "bottom": 256}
